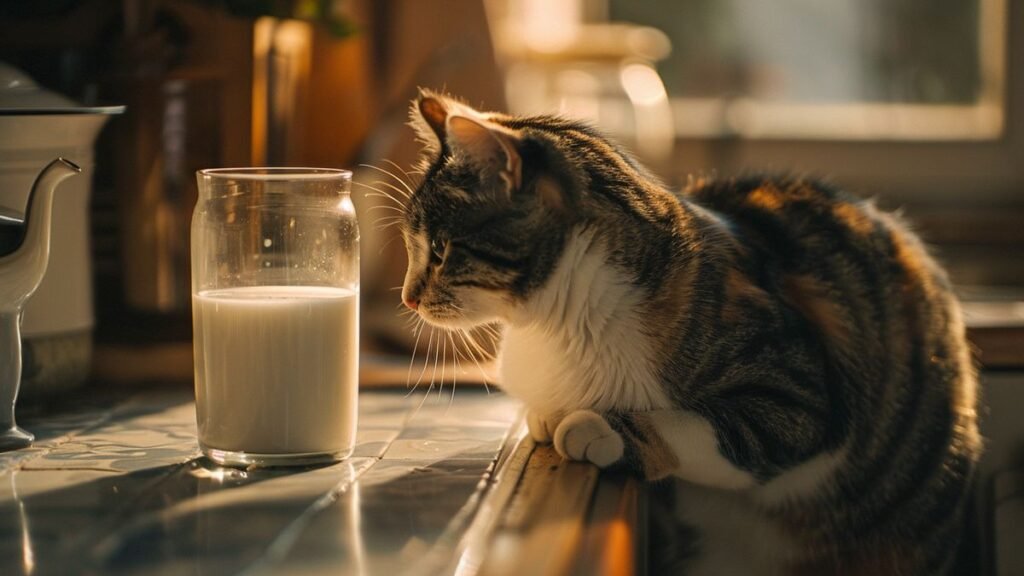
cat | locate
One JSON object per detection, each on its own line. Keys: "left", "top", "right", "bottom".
{"left": 397, "top": 90, "right": 982, "bottom": 575}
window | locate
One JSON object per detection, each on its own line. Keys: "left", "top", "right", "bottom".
{"left": 488, "top": 0, "right": 1021, "bottom": 201}
{"left": 608, "top": 0, "right": 1006, "bottom": 140}
{"left": 487, "top": 0, "right": 1024, "bottom": 287}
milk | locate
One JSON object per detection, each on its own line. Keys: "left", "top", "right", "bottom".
{"left": 192, "top": 286, "right": 359, "bottom": 457}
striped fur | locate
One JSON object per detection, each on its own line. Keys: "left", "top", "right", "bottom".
{"left": 400, "top": 91, "right": 981, "bottom": 575}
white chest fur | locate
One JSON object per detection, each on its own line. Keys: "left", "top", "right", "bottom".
{"left": 498, "top": 229, "right": 671, "bottom": 416}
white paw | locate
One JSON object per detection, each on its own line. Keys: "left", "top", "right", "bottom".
{"left": 553, "top": 410, "right": 624, "bottom": 468}
{"left": 526, "top": 410, "right": 559, "bottom": 443}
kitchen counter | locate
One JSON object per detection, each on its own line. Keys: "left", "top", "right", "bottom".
{"left": 0, "top": 384, "right": 644, "bottom": 576}
{"left": 15, "top": 294, "right": 1019, "bottom": 576}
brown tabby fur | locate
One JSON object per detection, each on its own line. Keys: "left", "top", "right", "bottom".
{"left": 400, "top": 91, "right": 982, "bottom": 575}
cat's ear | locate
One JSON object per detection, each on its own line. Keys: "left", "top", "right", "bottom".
{"left": 446, "top": 115, "right": 522, "bottom": 196}
{"left": 408, "top": 91, "right": 523, "bottom": 196}
{"left": 418, "top": 97, "right": 448, "bottom": 144}
{"left": 409, "top": 91, "right": 452, "bottom": 154}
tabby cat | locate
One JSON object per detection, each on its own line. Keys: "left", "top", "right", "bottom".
{"left": 398, "top": 90, "right": 981, "bottom": 575}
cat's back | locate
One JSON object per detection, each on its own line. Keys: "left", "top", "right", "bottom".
{"left": 680, "top": 174, "right": 965, "bottom": 364}
{"left": 682, "top": 174, "right": 978, "bottom": 442}
{"left": 681, "top": 175, "right": 981, "bottom": 573}
{"left": 682, "top": 175, "right": 892, "bottom": 269}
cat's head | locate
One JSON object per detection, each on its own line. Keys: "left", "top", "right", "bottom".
{"left": 399, "top": 91, "right": 578, "bottom": 328}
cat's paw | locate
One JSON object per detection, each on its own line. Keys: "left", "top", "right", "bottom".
{"left": 553, "top": 410, "right": 624, "bottom": 468}
{"left": 526, "top": 410, "right": 559, "bottom": 444}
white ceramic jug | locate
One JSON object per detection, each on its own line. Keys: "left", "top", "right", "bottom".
{"left": 0, "top": 158, "right": 80, "bottom": 450}
{"left": 0, "top": 61, "right": 123, "bottom": 398}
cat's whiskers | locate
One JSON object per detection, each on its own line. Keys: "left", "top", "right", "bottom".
{"left": 372, "top": 214, "right": 404, "bottom": 224}
{"left": 362, "top": 182, "right": 409, "bottom": 253}
{"left": 455, "top": 328, "right": 493, "bottom": 394}
{"left": 447, "top": 330, "right": 461, "bottom": 409}
{"left": 380, "top": 159, "right": 423, "bottom": 195}
{"left": 458, "top": 329, "right": 489, "bottom": 360}
{"left": 376, "top": 233, "right": 404, "bottom": 255}
{"left": 360, "top": 163, "right": 414, "bottom": 197}
{"left": 418, "top": 326, "right": 436, "bottom": 390}
{"left": 364, "top": 204, "right": 406, "bottom": 214}
{"left": 362, "top": 191, "right": 407, "bottom": 212}
{"left": 372, "top": 211, "right": 404, "bottom": 219}
{"left": 352, "top": 181, "right": 406, "bottom": 209}
{"left": 374, "top": 229, "right": 405, "bottom": 249}
{"left": 360, "top": 189, "right": 404, "bottom": 203}
{"left": 371, "top": 217, "right": 405, "bottom": 233}
{"left": 405, "top": 317, "right": 427, "bottom": 391}
{"left": 361, "top": 177, "right": 413, "bottom": 207}
{"left": 470, "top": 327, "right": 500, "bottom": 358}
{"left": 362, "top": 162, "right": 416, "bottom": 198}
{"left": 434, "top": 333, "right": 443, "bottom": 401}
{"left": 439, "top": 334, "right": 448, "bottom": 401}
{"left": 414, "top": 327, "right": 442, "bottom": 412}
{"left": 372, "top": 226, "right": 406, "bottom": 252}
{"left": 477, "top": 323, "right": 502, "bottom": 342}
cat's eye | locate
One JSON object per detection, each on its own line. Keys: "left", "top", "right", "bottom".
{"left": 430, "top": 238, "right": 447, "bottom": 261}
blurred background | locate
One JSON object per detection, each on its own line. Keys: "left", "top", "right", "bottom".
{"left": 1, "top": 1, "right": 1023, "bottom": 572}
{"left": 0, "top": 0, "right": 1021, "bottom": 378}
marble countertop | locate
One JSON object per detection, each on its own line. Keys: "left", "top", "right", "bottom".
{"left": 0, "top": 386, "right": 645, "bottom": 576}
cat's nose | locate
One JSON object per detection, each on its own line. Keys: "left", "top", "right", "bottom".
{"left": 403, "top": 297, "right": 419, "bottom": 310}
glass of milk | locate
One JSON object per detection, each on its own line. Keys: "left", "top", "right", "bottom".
{"left": 191, "top": 168, "right": 359, "bottom": 467}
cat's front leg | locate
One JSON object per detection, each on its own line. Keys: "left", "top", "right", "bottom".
{"left": 552, "top": 410, "right": 625, "bottom": 468}
{"left": 526, "top": 410, "right": 562, "bottom": 443}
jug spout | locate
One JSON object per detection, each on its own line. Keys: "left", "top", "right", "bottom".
{"left": 0, "top": 158, "right": 81, "bottom": 309}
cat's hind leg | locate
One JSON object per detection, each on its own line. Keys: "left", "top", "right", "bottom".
{"left": 625, "top": 411, "right": 758, "bottom": 488}
{"left": 548, "top": 410, "right": 738, "bottom": 484}
{"left": 554, "top": 410, "right": 759, "bottom": 489}
{"left": 551, "top": 405, "right": 833, "bottom": 496}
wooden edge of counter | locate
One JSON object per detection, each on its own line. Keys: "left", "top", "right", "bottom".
{"left": 446, "top": 424, "right": 646, "bottom": 576}
{"left": 572, "top": 473, "right": 648, "bottom": 576}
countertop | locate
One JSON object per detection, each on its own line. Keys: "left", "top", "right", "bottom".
{"left": 0, "top": 385, "right": 644, "bottom": 576}
{"left": 19, "top": 293, "right": 1020, "bottom": 576}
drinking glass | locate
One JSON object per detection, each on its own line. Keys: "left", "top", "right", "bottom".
{"left": 191, "top": 168, "right": 359, "bottom": 467}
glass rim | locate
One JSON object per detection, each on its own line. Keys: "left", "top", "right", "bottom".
{"left": 198, "top": 167, "right": 352, "bottom": 181}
